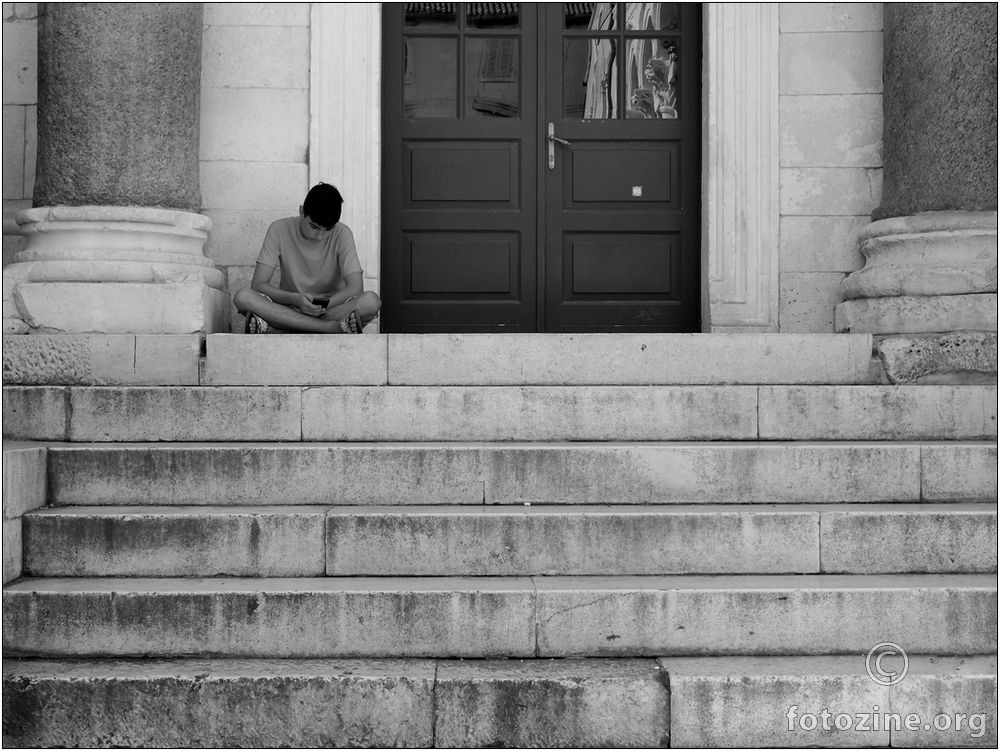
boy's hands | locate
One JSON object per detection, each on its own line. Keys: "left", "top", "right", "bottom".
{"left": 294, "top": 293, "right": 327, "bottom": 317}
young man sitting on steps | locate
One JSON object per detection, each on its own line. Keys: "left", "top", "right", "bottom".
{"left": 234, "top": 183, "right": 381, "bottom": 334}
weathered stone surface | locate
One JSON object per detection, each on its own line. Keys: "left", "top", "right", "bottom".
{"left": 780, "top": 3, "right": 883, "bottom": 32}
{"left": 781, "top": 168, "right": 882, "bottom": 215}
{"left": 24, "top": 506, "right": 326, "bottom": 577}
{"left": 1, "top": 658, "right": 436, "bottom": 748}
{"left": 1, "top": 14, "right": 36, "bottom": 105}
{"left": 201, "top": 26, "right": 309, "bottom": 89}
{"left": 535, "top": 575, "right": 997, "bottom": 656}
{"left": 134, "top": 335, "right": 201, "bottom": 385}
{"left": 2, "top": 386, "right": 65, "bottom": 440}
{"left": 12, "top": 282, "right": 229, "bottom": 334}
{"left": 66, "top": 387, "right": 301, "bottom": 441}
{"left": 843, "top": 212, "right": 998, "bottom": 299}
{"left": 3, "top": 519, "right": 22, "bottom": 584}
{"left": 2, "top": 578, "right": 536, "bottom": 658}
{"left": 820, "top": 504, "right": 998, "bottom": 573}
{"left": 200, "top": 161, "right": 306, "bottom": 210}
{"left": 2, "top": 334, "right": 201, "bottom": 385}
{"left": 387, "top": 333, "right": 878, "bottom": 385}
{"left": 34, "top": 4, "right": 202, "bottom": 208}
{"left": 779, "top": 216, "right": 867, "bottom": 273}
{"left": 836, "top": 294, "right": 998, "bottom": 335}
{"left": 2, "top": 105, "right": 25, "bottom": 197}
{"left": 2, "top": 445, "right": 46, "bottom": 519}
{"left": 780, "top": 32, "right": 883, "bottom": 95}
{"left": 780, "top": 95, "right": 882, "bottom": 167}
{"left": 302, "top": 386, "right": 758, "bottom": 441}
{"left": 201, "top": 88, "right": 308, "bottom": 162}
{"left": 758, "top": 385, "right": 998, "bottom": 440}
{"left": 46, "top": 443, "right": 923, "bottom": 506}
{"left": 891, "top": 656, "right": 998, "bottom": 748}
{"left": 326, "top": 505, "right": 819, "bottom": 576}
{"left": 876, "top": 4, "right": 997, "bottom": 218}
{"left": 779, "top": 272, "right": 846, "bottom": 332}
{"left": 434, "top": 659, "right": 670, "bottom": 748}
{"left": 204, "top": 208, "right": 290, "bottom": 265}
{"left": 922, "top": 444, "right": 998, "bottom": 502}
{"left": 203, "top": 2, "right": 310, "bottom": 26}
{"left": 876, "top": 333, "right": 998, "bottom": 384}
{"left": 664, "top": 656, "right": 891, "bottom": 747}
{"left": 205, "top": 334, "right": 387, "bottom": 386}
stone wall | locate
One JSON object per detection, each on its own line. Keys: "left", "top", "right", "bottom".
{"left": 199, "top": 2, "right": 310, "bottom": 332}
{"left": 777, "top": 3, "right": 884, "bottom": 332}
{"left": 2, "top": 2, "right": 37, "bottom": 266}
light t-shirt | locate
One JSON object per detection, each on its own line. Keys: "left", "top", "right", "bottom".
{"left": 256, "top": 217, "right": 363, "bottom": 297}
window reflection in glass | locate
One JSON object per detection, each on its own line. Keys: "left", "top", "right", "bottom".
{"left": 624, "top": 2, "right": 680, "bottom": 31}
{"left": 625, "top": 38, "right": 678, "bottom": 119}
{"left": 403, "top": 37, "right": 458, "bottom": 118}
{"left": 564, "top": 38, "right": 618, "bottom": 119}
{"left": 404, "top": 3, "right": 457, "bottom": 27}
{"left": 466, "top": 38, "right": 520, "bottom": 117}
{"left": 467, "top": 2, "right": 520, "bottom": 27}
{"left": 565, "top": 2, "right": 617, "bottom": 30}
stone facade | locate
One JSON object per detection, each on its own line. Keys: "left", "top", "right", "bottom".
{"left": 6, "top": 3, "right": 995, "bottom": 338}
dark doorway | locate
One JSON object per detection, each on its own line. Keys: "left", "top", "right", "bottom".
{"left": 381, "top": 3, "right": 701, "bottom": 332}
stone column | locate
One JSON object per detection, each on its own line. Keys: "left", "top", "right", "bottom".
{"left": 835, "top": 4, "right": 997, "bottom": 383}
{"left": 3, "top": 3, "right": 227, "bottom": 335}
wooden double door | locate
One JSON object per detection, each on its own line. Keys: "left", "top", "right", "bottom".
{"left": 381, "top": 3, "right": 701, "bottom": 332}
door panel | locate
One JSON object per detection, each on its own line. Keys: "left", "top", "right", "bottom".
{"left": 543, "top": 3, "right": 700, "bottom": 331}
{"left": 382, "top": 3, "right": 700, "bottom": 332}
{"left": 383, "top": 5, "right": 537, "bottom": 332}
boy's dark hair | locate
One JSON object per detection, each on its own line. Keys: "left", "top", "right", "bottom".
{"left": 302, "top": 183, "right": 344, "bottom": 228}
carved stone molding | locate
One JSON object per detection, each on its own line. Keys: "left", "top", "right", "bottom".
{"left": 703, "top": 3, "right": 780, "bottom": 332}
{"left": 310, "top": 3, "right": 383, "bottom": 291}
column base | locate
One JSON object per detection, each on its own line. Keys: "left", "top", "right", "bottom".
{"left": 875, "top": 333, "right": 998, "bottom": 385}
{"left": 3, "top": 206, "right": 228, "bottom": 335}
{"left": 836, "top": 211, "right": 998, "bottom": 383}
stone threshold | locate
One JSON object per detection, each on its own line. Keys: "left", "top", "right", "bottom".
{"left": 3, "top": 332, "right": 882, "bottom": 386}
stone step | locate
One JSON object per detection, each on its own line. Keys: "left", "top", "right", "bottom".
{"left": 664, "top": 654, "right": 998, "bottom": 748}
{"left": 21, "top": 504, "right": 998, "bottom": 578}
{"left": 205, "top": 332, "right": 880, "bottom": 386}
{"left": 3, "top": 333, "right": 880, "bottom": 388}
{"left": 6, "top": 384, "right": 995, "bottom": 441}
{"left": 45, "top": 442, "right": 998, "bottom": 506}
{"left": 3, "top": 575, "right": 995, "bottom": 658}
{"left": 3, "top": 656, "right": 994, "bottom": 748}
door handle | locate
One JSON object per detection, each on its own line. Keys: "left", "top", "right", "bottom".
{"left": 547, "top": 122, "right": 571, "bottom": 170}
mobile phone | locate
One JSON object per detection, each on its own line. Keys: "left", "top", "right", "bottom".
{"left": 313, "top": 298, "right": 329, "bottom": 308}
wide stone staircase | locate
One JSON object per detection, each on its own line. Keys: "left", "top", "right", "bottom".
{"left": 3, "top": 333, "right": 997, "bottom": 747}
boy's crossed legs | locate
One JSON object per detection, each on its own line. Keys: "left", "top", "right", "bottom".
{"left": 234, "top": 288, "right": 381, "bottom": 334}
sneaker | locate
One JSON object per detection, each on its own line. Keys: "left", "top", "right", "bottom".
{"left": 244, "top": 313, "right": 269, "bottom": 334}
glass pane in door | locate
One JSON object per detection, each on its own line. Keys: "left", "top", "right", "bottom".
{"left": 624, "top": 2, "right": 680, "bottom": 30}
{"left": 625, "top": 38, "right": 678, "bottom": 119}
{"left": 465, "top": 37, "right": 520, "bottom": 117}
{"left": 403, "top": 37, "right": 458, "bottom": 118}
{"left": 563, "top": 38, "right": 618, "bottom": 119}
{"left": 564, "top": 2, "right": 617, "bottom": 30}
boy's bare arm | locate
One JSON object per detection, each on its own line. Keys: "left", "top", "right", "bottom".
{"left": 320, "top": 272, "right": 365, "bottom": 311}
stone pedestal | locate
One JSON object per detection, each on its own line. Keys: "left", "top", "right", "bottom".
{"left": 836, "top": 4, "right": 998, "bottom": 383}
{"left": 4, "top": 3, "right": 224, "bottom": 336}
{"left": 4, "top": 207, "right": 227, "bottom": 335}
